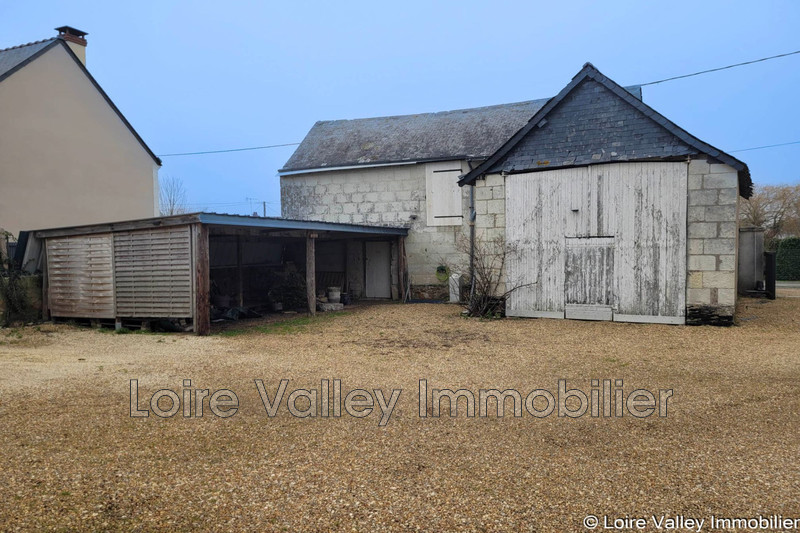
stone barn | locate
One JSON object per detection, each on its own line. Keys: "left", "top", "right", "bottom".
{"left": 282, "top": 63, "right": 751, "bottom": 325}
{"left": 459, "top": 64, "right": 752, "bottom": 325}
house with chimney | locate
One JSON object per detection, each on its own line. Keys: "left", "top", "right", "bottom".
{"left": 281, "top": 64, "right": 751, "bottom": 325}
{"left": 0, "top": 26, "right": 161, "bottom": 244}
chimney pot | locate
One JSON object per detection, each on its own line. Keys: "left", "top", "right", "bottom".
{"left": 55, "top": 26, "right": 87, "bottom": 65}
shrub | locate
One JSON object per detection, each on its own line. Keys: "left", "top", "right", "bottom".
{"left": 776, "top": 237, "right": 800, "bottom": 280}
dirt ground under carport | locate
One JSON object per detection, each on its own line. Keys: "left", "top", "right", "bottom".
{"left": 0, "top": 296, "right": 798, "bottom": 532}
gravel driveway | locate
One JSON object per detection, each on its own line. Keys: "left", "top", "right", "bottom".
{"left": 0, "top": 298, "right": 798, "bottom": 531}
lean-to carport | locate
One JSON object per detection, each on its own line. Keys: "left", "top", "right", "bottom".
{"left": 32, "top": 213, "right": 408, "bottom": 335}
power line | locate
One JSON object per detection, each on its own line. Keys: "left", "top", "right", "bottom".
{"left": 155, "top": 50, "right": 800, "bottom": 158}
{"left": 729, "top": 140, "right": 800, "bottom": 153}
{"left": 640, "top": 49, "right": 800, "bottom": 86}
{"left": 159, "top": 142, "right": 300, "bottom": 157}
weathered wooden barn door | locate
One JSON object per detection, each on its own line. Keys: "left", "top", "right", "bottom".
{"left": 564, "top": 237, "right": 614, "bottom": 320}
{"left": 365, "top": 241, "right": 391, "bottom": 298}
{"left": 505, "top": 162, "right": 687, "bottom": 323}
{"left": 46, "top": 234, "right": 115, "bottom": 318}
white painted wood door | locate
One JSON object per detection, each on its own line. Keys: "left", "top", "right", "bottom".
{"left": 505, "top": 162, "right": 687, "bottom": 323}
{"left": 365, "top": 241, "right": 391, "bottom": 298}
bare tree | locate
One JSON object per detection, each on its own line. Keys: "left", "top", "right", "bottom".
{"left": 159, "top": 175, "right": 189, "bottom": 216}
{"left": 740, "top": 184, "right": 800, "bottom": 248}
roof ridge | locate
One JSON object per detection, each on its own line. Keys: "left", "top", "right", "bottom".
{"left": 317, "top": 98, "right": 553, "bottom": 125}
{"left": 0, "top": 37, "right": 55, "bottom": 53}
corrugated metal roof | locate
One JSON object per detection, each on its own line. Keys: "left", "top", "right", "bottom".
{"left": 33, "top": 212, "right": 409, "bottom": 238}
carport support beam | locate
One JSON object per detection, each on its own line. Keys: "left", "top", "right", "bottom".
{"left": 193, "top": 224, "right": 211, "bottom": 335}
{"left": 306, "top": 232, "right": 317, "bottom": 316}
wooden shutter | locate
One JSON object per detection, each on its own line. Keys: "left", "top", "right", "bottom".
{"left": 425, "top": 161, "right": 464, "bottom": 226}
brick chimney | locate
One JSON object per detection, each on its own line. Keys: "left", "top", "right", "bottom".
{"left": 55, "top": 26, "right": 87, "bottom": 65}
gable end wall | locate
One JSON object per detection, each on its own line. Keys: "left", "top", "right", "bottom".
{"left": 490, "top": 78, "right": 699, "bottom": 173}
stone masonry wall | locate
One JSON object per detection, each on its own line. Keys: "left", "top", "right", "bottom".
{"left": 472, "top": 174, "right": 507, "bottom": 293}
{"left": 686, "top": 159, "right": 739, "bottom": 325}
{"left": 281, "top": 164, "right": 470, "bottom": 298}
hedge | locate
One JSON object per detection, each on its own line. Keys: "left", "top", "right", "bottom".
{"left": 776, "top": 237, "right": 800, "bottom": 281}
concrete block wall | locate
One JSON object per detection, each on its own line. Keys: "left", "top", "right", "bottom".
{"left": 281, "top": 164, "right": 470, "bottom": 297}
{"left": 686, "top": 159, "right": 739, "bottom": 325}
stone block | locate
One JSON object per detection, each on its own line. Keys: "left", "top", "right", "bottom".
{"left": 718, "top": 254, "right": 736, "bottom": 271}
{"left": 343, "top": 203, "right": 357, "bottom": 214}
{"left": 365, "top": 192, "right": 379, "bottom": 202}
{"left": 717, "top": 188, "right": 738, "bottom": 206}
{"left": 688, "top": 239, "right": 704, "bottom": 255}
{"left": 717, "top": 288, "right": 736, "bottom": 306}
{"left": 688, "top": 206, "right": 705, "bottom": 222}
{"left": 688, "top": 222, "right": 717, "bottom": 238}
{"left": 718, "top": 222, "right": 737, "bottom": 238}
{"left": 687, "top": 288, "right": 711, "bottom": 305}
{"left": 688, "top": 271, "right": 703, "bottom": 288}
{"left": 688, "top": 159, "right": 710, "bottom": 174}
{"left": 492, "top": 186, "right": 505, "bottom": 200}
{"left": 688, "top": 255, "right": 716, "bottom": 271}
{"left": 704, "top": 173, "right": 737, "bottom": 189}
{"left": 709, "top": 163, "right": 734, "bottom": 174}
{"left": 487, "top": 199, "right": 505, "bottom": 214}
{"left": 475, "top": 187, "right": 493, "bottom": 201}
{"left": 688, "top": 174, "right": 704, "bottom": 190}
{"left": 484, "top": 174, "right": 505, "bottom": 187}
{"left": 704, "top": 238, "right": 735, "bottom": 255}
{"left": 702, "top": 271, "right": 735, "bottom": 289}
{"left": 704, "top": 205, "right": 736, "bottom": 222}
{"left": 689, "top": 190, "right": 718, "bottom": 206}
{"left": 476, "top": 214, "right": 496, "bottom": 228}
{"left": 474, "top": 200, "right": 488, "bottom": 215}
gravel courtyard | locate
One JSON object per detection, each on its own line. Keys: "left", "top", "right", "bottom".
{"left": 0, "top": 297, "right": 798, "bottom": 532}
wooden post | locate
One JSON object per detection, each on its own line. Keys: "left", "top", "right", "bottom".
{"left": 193, "top": 224, "right": 211, "bottom": 335}
{"left": 236, "top": 235, "right": 244, "bottom": 307}
{"left": 306, "top": 232, "right": 317, "bottom": 316}
{"left": 40, "top": 241, "right": 50, "bottom": 320}
{"left": 397, "top": 236, "right": 407, "bottom": 303}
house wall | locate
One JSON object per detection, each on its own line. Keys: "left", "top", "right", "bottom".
{"left": 281, "top": 163, "right": 471, "bottom": 298}
{"left": 686, "top": 159, "right": 739, "bottom": 325}
{"left": 0, "top": 44, "right": 159, "bottom": 238}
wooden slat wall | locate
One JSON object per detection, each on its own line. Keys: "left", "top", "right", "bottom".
{"left": 46, "top": 234, "right": 115, "bottom": 318}
{"left": 114, "top": 226, "right": 193, "bottom": 318}
{"left": 506, "top": 162, "right": 687, "bottom": 321}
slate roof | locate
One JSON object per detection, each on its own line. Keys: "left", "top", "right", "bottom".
{"left": 459, "top": 63, "right": 753, "bottom": 198}
{"left": 0, "top": 35, "right": 161, "bottom": 165}
{"left": 0, "top": 38, "right": 57, "bottom": 81}
{"left": 280, "top": 86, "right": 643, "bottom": 174}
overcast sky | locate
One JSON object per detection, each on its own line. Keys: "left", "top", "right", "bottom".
{"left": 3, "top": 1, "right": 799, "bottom": 215}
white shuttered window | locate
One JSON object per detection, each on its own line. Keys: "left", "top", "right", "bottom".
{"left": 425, "top": 161, "right": 464, "bottom": 226}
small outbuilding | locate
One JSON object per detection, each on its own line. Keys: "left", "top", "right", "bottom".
{"left": 27, "top": 213, "right": 408, "bottom": 334}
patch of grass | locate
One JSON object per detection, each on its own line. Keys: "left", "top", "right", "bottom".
{"left": 114, "top": 328, "right": 132, "bottom": 335}
{"left": 219, "top": 312, "right": 348, "bottom": 337}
